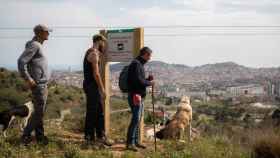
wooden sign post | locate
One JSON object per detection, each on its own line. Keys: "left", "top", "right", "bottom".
{"left": 100, "top": 28, "right": 144, "bottom": 142}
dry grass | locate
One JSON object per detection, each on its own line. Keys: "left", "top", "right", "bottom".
{"left": 251, "top": 128, "right": 280, "bottom": 158}
{"left": 0, "top": 97, "right": 279, "bottom": 158}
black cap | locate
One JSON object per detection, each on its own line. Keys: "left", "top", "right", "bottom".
{"left": 140, "top": 46, "right": 153, "bottom": 56}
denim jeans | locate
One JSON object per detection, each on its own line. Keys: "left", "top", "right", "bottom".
{"left": 23, "top": 84, "right": 48, "bottom": 138}
{"left": 127, "top": 93, "right": 144, "bottom": 145}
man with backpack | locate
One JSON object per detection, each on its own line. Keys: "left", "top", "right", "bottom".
{"left": 125, "top": 47, "right": 155, "bottom": 151}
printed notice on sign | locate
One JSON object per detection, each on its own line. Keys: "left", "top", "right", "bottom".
{"left": 107, "top": 29, "right": 134, "bottom": 62}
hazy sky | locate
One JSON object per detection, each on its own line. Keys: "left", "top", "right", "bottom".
{"left": 0, "top": 0, "right": 280, "bottom": 69}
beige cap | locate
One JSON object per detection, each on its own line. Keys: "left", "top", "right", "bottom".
{"left": 33, "top": 24, "right": 53, "bottom": 34}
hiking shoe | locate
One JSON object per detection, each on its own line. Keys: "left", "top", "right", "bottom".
{"left": 37, "top": 136, "right": 49, "bottom": 145}
{"left": 95, "top": 141, "right": 110, "bottom": 149}
{"left": 96, "top": 137, "right": 113, "bottom": 146}
{"left": 126, "top": 144, "right": 138, "bottom": 152}
{"left": 85, "top": 135, "right": 95, "bottom": 142}
{"left": 21, "top": 135, "right": 32, "bottom": 146}
{"left": 82, "top": 140, "right": 97, "bottom": 150}
{"left": 135, "top": 143, "right": 147, "bottom": 149}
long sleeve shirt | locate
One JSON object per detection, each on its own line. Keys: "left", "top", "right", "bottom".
{"left": 18, "top": 39, "right": 49, "bottom": 84}
{"left": 127, "top": 56, "right": 151, "bottom": 97}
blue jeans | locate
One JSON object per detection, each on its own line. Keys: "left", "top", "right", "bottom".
{"left": 127, "top": 93, "right": 144, "bottom": 145}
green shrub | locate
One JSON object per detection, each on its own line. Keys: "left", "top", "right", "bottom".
{"left": 64, "top": 144, "right": 82, "bottom": 158}
{"left": 0, "top": 139, "right": 17, "bottom": 158}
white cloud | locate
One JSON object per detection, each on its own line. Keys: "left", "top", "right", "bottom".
{"left": 172, "top": 0, "right": 280, "bottom": 15}
{"left": 120, "top": 5, "right": 280, "bottom": 26}
{"left": 0, "top": 1, "right": 101, "bottom": 27}
{"left": 173, "top": 0, "right": 218, "bottom": 14}
{"left": 119, "top": 7, "right": 126, "bottom": 12}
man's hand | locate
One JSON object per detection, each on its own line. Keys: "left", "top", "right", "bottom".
{"left": 27, "top": 79, "right": 36, "bottom": 89}
{"left": 100, "top": 88, "right": 106, "bottom": 100}
{"left": 147, "top": 75, "right": 154, "bottom": 81}
{"left": 150, "top": 80, "right": 155, "bottom": 86}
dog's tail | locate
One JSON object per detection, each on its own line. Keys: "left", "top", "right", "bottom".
{"left": 0, "top": 110, "right": 11, "bottom": 118}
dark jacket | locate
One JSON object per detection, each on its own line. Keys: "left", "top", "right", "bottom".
{"left": 127, "top": 56, "right": 151, "bottom": 97}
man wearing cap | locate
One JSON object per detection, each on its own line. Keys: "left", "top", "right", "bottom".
{"left": 18, "top": 24, "right": 52, "bottom": 145}
{"left": 83, "top": 34, "right": 113, "bottom": 148}
{"left": 126, "top": 47, "right": 155, "bottom": 151}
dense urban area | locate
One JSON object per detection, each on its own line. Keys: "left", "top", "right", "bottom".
{"left": 52, "top": 61, "right": 280, "bottom": 104}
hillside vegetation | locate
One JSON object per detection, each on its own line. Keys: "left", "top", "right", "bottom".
{"left": 0, "top": 68, "right": 280, "bottom": 158}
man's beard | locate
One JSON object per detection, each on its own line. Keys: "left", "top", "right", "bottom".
{"left": 98, "top": 45, "right": 106, "bottom": 53}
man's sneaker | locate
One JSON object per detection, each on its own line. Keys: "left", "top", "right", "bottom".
{"left": 21, "top": 136, "right": 32, "bottom": 146}
{"left": 37, "top": 136, "right": 49, "bottom": 145}
{"left": 96, "top": 137, "right": 113, "bottom": 146}
{"left": 95, "top": 141, "right": 110, "bottom": 149}
{"left": 85, "top": 135, "right": 95, "bottom": 141}
{"left": 135, "top": 143, "right": 147, "bottom": 149}
{"left": 126, "top": 144, "right": 138, "bottom": 152}
{"left": 82, "top": 140, "right": 96, "bottom": 150}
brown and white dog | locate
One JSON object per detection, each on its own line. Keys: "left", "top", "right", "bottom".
{"left": 0, "top": 101, "right": 34, "bottom": 137}
{"left": 156, "top": 96, "right": 192, "bottom": 141}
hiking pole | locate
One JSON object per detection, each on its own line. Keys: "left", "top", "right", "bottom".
{"left": 152, "top": 84, "right": 157, "bottom": 152}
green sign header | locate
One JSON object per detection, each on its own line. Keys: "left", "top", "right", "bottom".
{"left": 107, "top": 29, "right": 135, "bottom": 33}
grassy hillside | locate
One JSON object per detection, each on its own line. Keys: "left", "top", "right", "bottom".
{"left": 0, "top": 67, "right": 85, "bottom": 119}
{"left": 0, "top": 68, "right": 280, "bottom": 158}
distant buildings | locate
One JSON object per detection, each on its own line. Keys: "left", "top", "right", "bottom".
{"left": 267, "top": 79, "right": 280, "bottom": 97}
{"left": 50, "top": 71, "right": 83, "bottom": 88}
{"left": 226, "top": 84, "right": 265, "bottom": 97}
{"left": 208, "top": 89, "right": 227, "bottom": 96}
{"left": 49, "top": 68, "right": 279, "bottom": 101}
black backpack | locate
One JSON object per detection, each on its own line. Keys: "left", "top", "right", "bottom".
{"left": 119, "top": 65, "right": 129, "bottom": 93}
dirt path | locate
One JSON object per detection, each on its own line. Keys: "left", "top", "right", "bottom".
{"left": 46, "top": 125, "right": 158, "bottom": 158}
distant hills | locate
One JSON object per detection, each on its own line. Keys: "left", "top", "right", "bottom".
{"left": 3, "top": 60, "right": 280, "bottom": 84}
{"left": 110, "top": 61, "right": 280, "bottom": 84}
